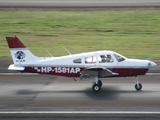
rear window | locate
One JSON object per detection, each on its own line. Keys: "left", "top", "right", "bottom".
{"left": 73, "top": 58, "right": 81, "bottom": 63}
{"left": 85, "top": 56, "right": 96, "bottom": 64}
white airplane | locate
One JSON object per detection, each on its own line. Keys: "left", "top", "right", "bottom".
{"left": 6, "top": 36, "right": 157, "bottom": 92}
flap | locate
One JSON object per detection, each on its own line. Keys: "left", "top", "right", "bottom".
{"left": 8, "top": 64, "right": 25, "bottom": 71}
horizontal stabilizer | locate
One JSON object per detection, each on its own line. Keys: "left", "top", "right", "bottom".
{"left": 8, "top": 64, "right": 25, "bottom": 71}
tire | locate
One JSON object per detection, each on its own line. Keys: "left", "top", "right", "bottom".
{"left": 98, "top": 80, "right": 102, "bottom": 87}
{"left": 92, "top": 83, "right": 101, "bottom": 92}
{"left": 135, "top": 83, "right": 142, "bottom": 91}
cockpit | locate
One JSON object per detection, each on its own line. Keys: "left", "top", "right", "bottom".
{"left": 98, "top": 52, "right": 126, "bottom": 63}
{"left": 99, "top": 54, "right": 114, "bottom": 63}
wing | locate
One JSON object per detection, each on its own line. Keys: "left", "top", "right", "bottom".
{"left": 80, "top": 67, "right": 118, "bottom": 80}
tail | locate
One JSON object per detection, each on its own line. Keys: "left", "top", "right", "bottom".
{"left": 6, "top": 36, "right": 41, "bottom": 70}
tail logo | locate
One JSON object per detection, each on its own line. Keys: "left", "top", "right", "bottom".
{"left": 15, "top": 51, "right": 25, "bottom": 62}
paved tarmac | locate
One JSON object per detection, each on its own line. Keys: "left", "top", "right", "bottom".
{"left": 0, "top": 113, "right": 160, "bottom": 120}
{"left": 1, "top": 74, "right": 160, "bottom": 111}
{"left": 0, "top": 74, "right": 160, "bottom": 119}
{"left": 0, "top": 0, "right": 160, "bottom": 8}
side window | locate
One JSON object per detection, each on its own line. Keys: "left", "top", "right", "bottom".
{"left": 99, "top": 54, "right": 114, "bottom": 63}
{"left": 114, "top": 53, "right": 125, "bottom": 62}
{"left": 73, "top": 58, "right": 81, "bottom": 63}
{"left": 85, "top": 56, "right": 96, "bottom": 64}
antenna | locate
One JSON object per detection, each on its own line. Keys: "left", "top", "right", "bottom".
{"left": 63, "top": 46, "right": 72, "bottom": 55}
{"left": 45, "top": 49, "right": 53, "bottom": 57}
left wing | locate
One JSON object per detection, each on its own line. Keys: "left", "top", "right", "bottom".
{"left": 80, "top": 67, "right": 118, "bottom": 80}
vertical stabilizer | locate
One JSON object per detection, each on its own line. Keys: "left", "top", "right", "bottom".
{"left": 6, "top": 36, "right": 41, "bottom": 65}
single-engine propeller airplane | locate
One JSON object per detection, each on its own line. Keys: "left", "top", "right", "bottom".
{"left": 6, "top": 36, "right": 157, "bottom": 92}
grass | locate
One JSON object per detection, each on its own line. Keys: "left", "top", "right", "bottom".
{"left": 0, "top": 9, "right": 160, "bottom": 58}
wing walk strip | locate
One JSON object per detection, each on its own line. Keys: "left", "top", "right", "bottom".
{"left": 0, "top": 111, "right": 160, "bottom": 114}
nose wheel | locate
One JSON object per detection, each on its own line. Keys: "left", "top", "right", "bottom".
{"left": 135, "top": 83, "right": 142, "bottom": 91}
{"left": 134, "top": 76, "right": 142, "bottom": 91}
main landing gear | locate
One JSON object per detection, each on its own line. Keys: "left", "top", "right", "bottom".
{"left": 90, "top": 76, "right": 142, "bottom": 92}
{"left": 92, "top": 80, "right": 102, "bottom": 92}
{"left": 134, "top": 76, "right": 142, "bottom": 91}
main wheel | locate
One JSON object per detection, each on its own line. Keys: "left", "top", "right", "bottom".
{"left": 135, "top": 83, "right": 142, "bottom": 91}
{"left": 92, "top": 83, "right": 101, "bottom": 92}
{"left": 98, "top": 80, "right": 102, "bottom": 87}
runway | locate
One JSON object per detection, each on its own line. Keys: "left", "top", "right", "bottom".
{"left": 0, "top": 74, "right": 160, "bottom": 111}
{"left": 0, "top": 0, "right": 160, "bottom": 8}
{"left": 0, "top": 74, "right": 160, "bottom": 119}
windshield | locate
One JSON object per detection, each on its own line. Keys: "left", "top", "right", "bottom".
{"left": 114, "top": 53, "right": 125, "bottom": 62}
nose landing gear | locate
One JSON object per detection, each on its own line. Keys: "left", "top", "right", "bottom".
{"left": 134, "top": 76, "right": 142, "bottom": 91}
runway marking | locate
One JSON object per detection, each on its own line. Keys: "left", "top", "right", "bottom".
{"left": 146, "top": 73, "right": 160, "bottom": 75}
{"left": 0, "top": 111, "right": 160, "bottom": 114}
{"left": 0, "top": 73, "right": 38, "bottom": 75}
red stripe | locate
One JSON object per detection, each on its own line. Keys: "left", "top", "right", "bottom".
{"left": 24, "top": 67, "right": 148, "bottom": 77}
{"left": 6, "top": 36, "right": 26, "bottom": 48}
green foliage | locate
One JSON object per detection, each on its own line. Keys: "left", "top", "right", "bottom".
{"left": 0, "top": 10, "right": 160, "bottom": 58}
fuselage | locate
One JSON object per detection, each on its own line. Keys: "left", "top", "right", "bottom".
{"left": 20, "top": 50, "right": 156, "bottom": 78}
